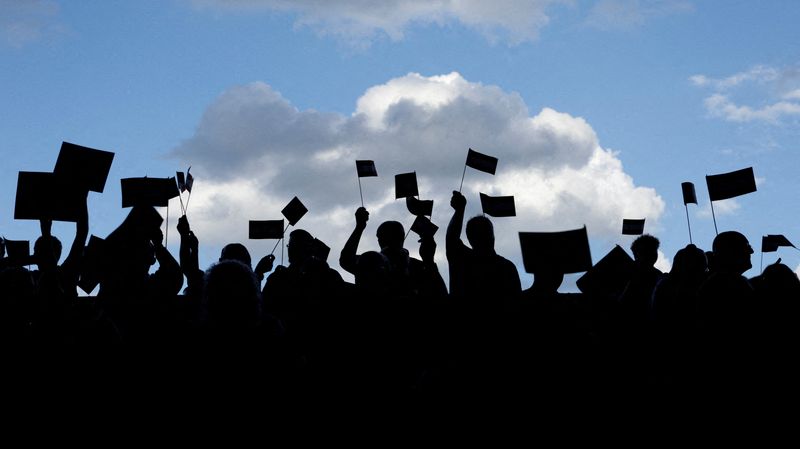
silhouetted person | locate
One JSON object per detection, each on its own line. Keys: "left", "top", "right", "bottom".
{"left": 339, "top": 207, "right": 447, "bottom": 298}
{"left": 219, "top": 242, "right": 275, "bottom": 286}
{"left": 446, "top": 191, "right": 520, "bottom": 300}
{"left": 619, "top": 234, "right": 663, "bottom": 324}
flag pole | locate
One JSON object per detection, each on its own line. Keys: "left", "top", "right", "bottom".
{"left": 710, "top": 200, "right": 719, "bottom": 235}
{"left": 358, "top": 176, "right": 364, "bottom": 208}
{"left": 271, "top": 223, "right": 292, "bottom": 255}
{"left": 459, "top": 163, "right": 467, "bottom": 192}
{"left": 165, "top": 202, "right": 169, "bottom": 248}
{"left": 760, "top": 251, "right": 763, "bottom": 273}
{"left": 685, "top": 204, "right": 693, "bottom": 244}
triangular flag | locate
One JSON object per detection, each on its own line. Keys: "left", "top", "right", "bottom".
{"left": 622, "top": 219, "right": 645, "bottom": 235}
{"left": 356, "top": 160, "right": 378, "bottom": 178}
{"left": 465, "top": 148, "right": 498, "bottom": 175}
{"left": 406, "top": 196, "right": 434, "bottom": 216}
{"left": 706, "top": 167, "right": 756, "bottom": 201}
{"left": 519, "top": 226, "right": 592, "bottom": 274}
{"left": 249, "top": 219, "right": 285, "bottom": 239}
{"left": 576, "top": 245, "right": 635, "bottom": 297}
{"left": 53, "top": 141, "right": 114, "bottom": 193}
{"left": 282, "top": 197, "right": 308, "bottom": 226}
{"left": 395, "top": 172, "right": 419, "bottom": 199}
{"left": 479, "top": 193, "right": 516, "bottom": 217}
{"left": 762, "top": 235, "right": 795, "bottom": 253}
{"left": 681, "top": 182, "right": 697, "bottom": 205}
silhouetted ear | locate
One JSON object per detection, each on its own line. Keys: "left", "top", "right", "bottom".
{"left": 394, "top": 172, "right": 419, "bottom": 199}
{"left": 706, "top": 167, "right": 756, "bottom": 201}
{"left": 465, "top": 148, "right": 498, "bottom": 175}
{"left": 281, "top": 197, "right": 308, "bottom": 226}
{"left": 479, "top": 193, "right": 516, "bottom": 217}
{"left": 356, "top": 160, "right": 378, "bottom": 178}
{"left": 411, "top": 215, "right": 439, "bottom": 239}
{"left": 15, "top": 171, "right": 83, "bottom": 222}
{"left": 576, "top": 244, "right": 635, "bottom": 296}
{"left": 249, "top": 219, "right": 285, "bottom": 239}
{"left": 54, "top": 141, "right": 114, "bottom": 193}
{"left": 406, "top": 196, "right": 433, "bottom": 217}
{"left": 622, "top": 219, "right": 645, "bottom": 235}
{"left": 519, "top": 226, "right": 592, "bottom": 275}
{"left": 312, "top": 238, "right": 331, "bottom": 262}
{"left": 121, "top": 177, "right": 180, "bottom": 208}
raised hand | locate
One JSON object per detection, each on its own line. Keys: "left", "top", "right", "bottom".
{"left": 450, "top": 190, "right": 466, "bottom": 212}
{"left": 355, "top": 206, "right": 369, "bottom": 229}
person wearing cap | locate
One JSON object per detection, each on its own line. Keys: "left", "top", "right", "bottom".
{"left": 446, "top": 191, "right": 520, "bottom": 300}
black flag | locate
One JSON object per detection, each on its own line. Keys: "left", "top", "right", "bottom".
{"left": 395, "top": 172, "right": 419, "bottom": 199}
{"left": 411, "top": 215, "right": 439, "bottom": 238}
{"left": 576, "top": 245, "right": 635, "bottom": 297}
{"left": 249, "top": 220, "right": 285, "bottom": 239}
{"left": 479, "top": 193, "right": 516, "bottom": 217}
{"left": 622, "top": 219, "right": 645, "bottom": 235}
{"left": 762, "top": 235, "right": 795, "bottom": 253}
{"left": 406, "top": 196, "right": 433, "bottom": 216}
{"left": 706, "top": 167, "right": 756, "bottom": 201}
{"left": 282, "top": 197, "right": 308, "bottom": 226}
{"left": 54, "top": 141, "right": 114, "bottom": 193}
{"left": 466, "top": 148, "right": 498, "bottom": 175}
{"left": 519, "top": 226, "right": 592, "bottom": 274}
{"left": 121, "top": 177, "right": 180, "bottom": 208}
{"left": 356, "top": 160, "right": 378, "bottom": 177}
{"left": 681, "top": 182, "right": 697, "bottom": 205}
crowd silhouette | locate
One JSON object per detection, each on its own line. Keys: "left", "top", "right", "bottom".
{"left": 3, "top": 161, "right": 799, "bottom": 409}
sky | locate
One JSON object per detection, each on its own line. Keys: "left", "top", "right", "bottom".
{"left": 2, "top": 0, "right": 800, "bottom": 291}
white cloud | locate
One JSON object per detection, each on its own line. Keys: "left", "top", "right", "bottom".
{"left": 0, "top": 0, "right": 62, "bottom": 48}
{"left": 173, "top": 72, "right": 665, "bottom": 278}
{"left": 697, "top": 198, "right": 740, "bottom": 218}
{"left": 655, "top": 248, "right": 671, "bottom": 273}
{"left": 192, "top": 0, "right": 566, "bottom": 45}
{"left": 691, "top": 64, "right": 800, "bottom": 123}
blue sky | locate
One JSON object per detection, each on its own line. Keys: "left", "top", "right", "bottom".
{"left": 2, "top": 0, "right": 800, "bottom": 289}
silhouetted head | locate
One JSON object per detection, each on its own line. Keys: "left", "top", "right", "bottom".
{"left": 355, "top": 251, "right": 390, "bottom": 293}
{"left": 376, "top": 221, "right": 405, "bottom": 250}
{"left": 466, "top": 215, "right": 495, "bottom": 253}
{"left": 670, "top": 244, "right": 708, "bottom": 279}
{"left": 34, "top": 235, "right": 62, "bottom": 269}
{"left": 532, "top": 269, "right": 564, "bottom": 296}
{"left": 205, "top": 260, "right": 261, "bottom": 330}
{"left": 758, "top": 261, "right": 800, "bottom": 294}
{"left": 631, "top": 234, "right": 659, "bottom": 268}
{"left": 220, "top": 243, "right": 252, "bottom": 269}
{"left": 287, "top": 229, "right": 314, "bottom": 265}
{"left": 712, "top": 231, "right": 753, "bottom": 275}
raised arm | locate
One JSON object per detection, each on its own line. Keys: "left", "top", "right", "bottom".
{"left": 446, "top": 191, "right": 467, "bottom": 260}
{"left": 177, "top": 215, "right": 204, "bottom": 295}
{"left": 339, "top": 207, "right": 369, "bottom": 275}
{"left": 62, "top": 194, "right": 89, "bottom": 271}
{"left": 150, "top": 228, "right": 183, "bottom": 296}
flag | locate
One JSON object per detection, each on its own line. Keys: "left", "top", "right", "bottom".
{"left": 576, "top": 245, "right": 635, "bottom": 296}
{"left": 681, "top": 182, "right": 697, "bottom": 205}
{"left": 281, "top": 197, "right": 308, "bottom": 226}
{"left": 176, "top": 172, "right": 186, "bottom": 192}
{"left": 54, "top": 141, "right": 114, "bottom": 193}
{"left": 121, "top": 177, "right": 180, "bottom": 208}
{"left": 395, "top": 172, "right": 419, "bottom": 199}
{"left": 406, "top": 196, "right": 433, "bottom": 216}
{"left": 622, "top": 219, "right": 645, "bottom": 235}
{"left": 356, "top": 160, "right": 378, "bottom": 178}
{"left": 519, "top": 226, "right": 592, "bottom": 274}
{"left": 762, "top": 235, "right": 795, "bottom": 253}
{"left": 706, "top": 167, "right": 756, "bottom": 201}
{"left": 4, "top": 239, "right": 30, "bottom": 260}
{"left": 479, "top": 193, "right": 516, "bottom": 217}
{"left": 185, "top": 167, "right": 194, "bottom": 193}
{"left": 249, "top": 220, "right": 285, "bottom": 239}
{"left": 14, "top": 171, "right": 84, "bottom": 222}
{"left": 411, "top": 215, "right": 439, "bottom": 238}
{"left": 465, "top": 148, "right": 498, "bottom": 175}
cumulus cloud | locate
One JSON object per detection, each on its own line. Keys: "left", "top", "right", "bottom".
{"left": 172, "top": 72, "right": 664, "bottom": 279}
{"left": 585, "top": 0, "right": 693, "bottom": 30}
{"left": 0, "top": 0, "right": 62, "bottom": 48}
{"left": 691, "top": 64, "right": 800, "bottom": 123}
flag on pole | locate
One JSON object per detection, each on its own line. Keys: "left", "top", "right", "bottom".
{"left": 706, "top": 167, "right": 756, "bottom": 201}
{"left": 395, "top": 172, "right": 419, "bottom": 199}
{"left": 519, "top": 226, "right": 592, "bottom": 274}
{"left": 479, "top": 193, "right": 516, "bottom": 217}
{"left": 681, "top": 182, "right": 697, "bottom": 205}
{"left": 762, "top": 235, "right": 795, "bottom": 253}
{"left": 406, "top": 196, "right": 433, "bottom": 216}
{"left": 465, "top": 148, "right": 498, "bottom": 175}
{"left": 411, "top": 215, "right": 439, "bottom": 238}
{"left": 622, "top": 219, "right": 645, "bottom": 235}
{"left": 54, "top": 141, "right": 114, "bottom": 193}
{"left": 281, "top": 197, "right": 308, "bottom": 226}
{"left": 249, "top": 220, "right": 286, "bottom": 239}
{"left": 356, "top": 160, "right": 378, "bottom": 177}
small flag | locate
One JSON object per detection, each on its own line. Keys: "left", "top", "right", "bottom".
{"left": 53, "top": 141, "right": 115, "bottom": 193}
{"left": 681, "top": 182, "right": 697, "bottom": 205}
{"left": 762, "top": 235, "right": 795, "bottom": 253}
{"left": 14, "top": 171, "right": 84, "bottom": 222}
{"left": 121, "top": 177, "right": 180, "bottom": 208}
{"left": 479, "top": 193, "right": 516, "bottom": 217}
{"left": 356, "top": 160, "right": 378, "bottom": 178}
{"left": 411, "top": 215, "right": 439, "bottom": 238}
{"left": 249, "top": 219, "right": 285, "bottom": 239}
{"left": 576, "top": 245, "right": 635, "bottom": 296}
{"left": 406, "top": 196, "right": 433, "bottom": 216}
{"left": 185, "top": 167, "right": 194, "bottom": 193}
{"left": 519, "top": 226, "right": 592, "bottom": 274}
{"left": 706, "top": 167, "right": 756, "bottom": 202}
{"left": 395, "top": 172, "right": 419, "bottom": 199}
{"left": 281, "top": 197, "right": 308, "bottom": 226}
{"left": 177, "top": 172, "right": 186, "bottom": 192}
{"left": 622, "top": 219, "right": 645, "bottom": 235}
{"left": 465, "top": 148, "right": 498, "bottom": 175}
